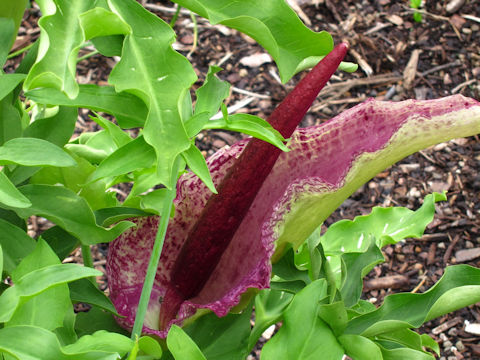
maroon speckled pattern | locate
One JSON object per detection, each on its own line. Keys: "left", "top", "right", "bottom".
{"left": 106, "top": 95, "right": 479, "bottom": 337}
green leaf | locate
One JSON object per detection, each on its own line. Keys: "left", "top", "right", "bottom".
{"left": 375, "top": 328, "right": 427, "bottom": 353}
{"left": 379, "top": 345, "right": 434, "bottom": 360}
{"left": 261, "top": 279, "right": 344, "bottom": 360}
{"left": 90, "top": 113, "right": 132, "bottom": 148}
{"left": 5, "top": 184, "right": 134, "bottom": 245}
{"left": 69, "top": 278, "right": 119, "bottom": 316}
{"left": 185, "top": 66, "right": 231, "bottom": 136}
{"left": 137, "top": 336, "right": 163, "bottom": 358}
{"left": 0, "top": 326, "right": 130, "bottom": 359}
{"left": 54, "top": 309, "right": 77, "bottom": 346}
{"left": 204, "top": 113, "right": 289, "bottom": 152}
{"left": 0, "top": 171, "right": 31, "bottom": 208}
{"left": 23, "top": 106, "right": 77, "bottom": 147}
{"left": 0, "top": 0, "right": 28, "bottom": 53}
{"left": 124, "top": 167, "right": 165, "bottom": 205}
{"left": 0, "top": 263, "right": 101, "bottom": 323}
{"left": 175, "top": 0, "right": 333, "bottom": 82}
{"left": 0, "top": 138, "right": 76, "bottom": 167}
{"left": 139, "top": 189, "right": 169, "bottom": 215}
{"left": 39, "top": 226, "right": 79, "bottom": 261}
{"left": 108, "top": 0, "right": 197, "bottom": 188}
{"left": 167, "top": 325, "right": 207, "bottom": 360}
{"left": 26, "top": 85, "right": 148, "bottom": 128}
{"left": 94, "top": 207, "right": 150, "bottom": 227}
{"left": 321, "top": 192, "right": 446, "bottom": 255}
{"left": 271, "top": 248, "right": 310, "bottom": 293}
{"left": 63, "top": 330, "right": 133, "bottom": 356}
{"left": 0, "top": 74, "right": 26, "bottom": 101}
{"left": 0, "top": 244, "right": 3, "bottom": 277}
{"left": 345, "top": 265, "right": 480, "bottom": 337}
{"left": 249, "top": 289, "right": 293, "bottom": 352}
{"left": 317, "top": 301, "right": 348, "bottom": 336}
{"left": 340, "top": 237, "right": 385, "bottom": 307}
{"left": 0, "top": 92, "right": 23, "bottom": 146}
{"left": 338, "top": 334, "right": 383, "bottom": 360}
{"left": 23, "top": 0, "right": 96, "bottom": 98}
{"left": 420, "top": 334, "right": 439, "bottom": 355}
{"left": 0, "top": 208, "right": 26, "bottom": 230}
{"left": 181, "top": 144, "right": 216, "bottom": 194}
{"left": 30, "top": 151, "right": 116, "bottom": 211}
{"left": 0, "top": 17, "right": 15, "bottom": 66}
{"left": 184, "top": 304, "right": 252, "bottom": 360}
{"left": 90, "top": 136, "right": 155, "bottom": 182}
{"left": 7, "top": 239, "right": 72, "bottom": 331}
{"left": 294, "top": 57, "right": 358, "bottom": 75}
{"left": 75, "top": 307, "right": 129, "bottom": 338}
{"left": 79, "top": 6, "right": 130, "bottom": 39}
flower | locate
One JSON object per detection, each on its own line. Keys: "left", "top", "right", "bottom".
{"left": 107, "top": 95, "right": 480, "bottom": 337}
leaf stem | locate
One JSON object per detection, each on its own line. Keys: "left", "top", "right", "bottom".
{"left": 187, "top": 12, "right": 198, "bottom": 58}
{"left": 131, "top": 158, "right": 182, "bottom": 339}
{"left": 7, "top": 42, "right": 34, "bottom": 59}
{"left": 169, "top": 5, "right": 181, "bottom": 27}
{"left": 81, "top": 244, "right": 96, "bottom": 286}
{"left": 77, "top": 50, "right": 99, "bottom": 63}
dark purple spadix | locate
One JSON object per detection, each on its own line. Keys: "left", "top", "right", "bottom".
{"left": 159, "top": 43, "right": 349, "bottom": 329}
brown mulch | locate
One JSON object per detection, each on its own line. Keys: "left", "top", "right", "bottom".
{"left": 6, "top": 1, "right": 480, "bottom": 359}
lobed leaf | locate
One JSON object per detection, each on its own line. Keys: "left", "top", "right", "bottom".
{"left": 108, "top": 0, "right": 197, "bottom": 188}
{"left": 26, "top": 84, "right": 148, "bottom": 129}
{"left": 174, "top": 0, "right": 333, "bottom": 82}
{"left": 345, "top": 265, "right": 480, "bottom": 336}
{"left": 24, "top": 0, "right": 96, "bottom": 98}
{"left": 321, "top": 192, "right": 447, "bottom": 255}
{"left": 204, "top": 113, "right": 289, "bottom": 152}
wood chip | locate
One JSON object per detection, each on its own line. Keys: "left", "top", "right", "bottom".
{"left": 465, "top": 321, "right": 480, "bottom": 336}
{"left": 454, "top": 248, "right": 480, "bottom": 263}
{"left": 446, "top": 0, "right": 465, "bottom": 14}
{"left": 432, "top": 316, "right": 463, "bottom": 335}
{"left": 364, "top": 274, "right": 409, "bottom": 291}
{"left": 239, "top": 53, "right": 271, "bottom": 67}
{"left": 403, "top": 49, "right": 421, "bottom": 90}
{"left": 387, "top": 14, "right": 403, "bottom": 26}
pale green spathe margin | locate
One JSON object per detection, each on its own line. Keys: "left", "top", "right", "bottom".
{"left": 273, "top": 99, "right": 480, "bottom": 260}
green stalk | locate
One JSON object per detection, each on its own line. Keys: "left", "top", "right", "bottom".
{"left": 6, "top": 42, "right": 33, "bottom": 59}
{"left": 169, "top": 5, "right": 181, "bottom": 27}
{"left": 77, "top": 49, "right": 99, "bottom": 63}
{"left": 81, "top": 244, "right": 96, "bottom": 286}
{"left": 187, "top": 12, "right": 197, "bottom": 58}
{"left": 131, "top": 158, "right": 183, "bottom": 339}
